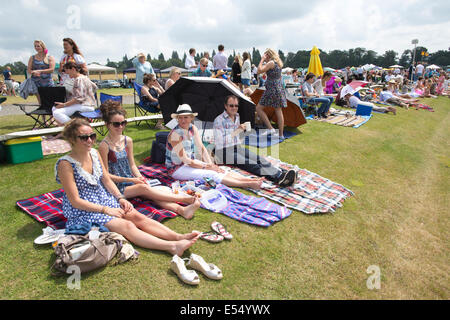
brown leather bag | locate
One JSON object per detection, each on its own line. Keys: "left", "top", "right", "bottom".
{"left": 51, "top": 232, "right": 138, "bottom": 275}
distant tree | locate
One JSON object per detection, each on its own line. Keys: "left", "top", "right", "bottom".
{"left": 171, "top": 51, "right": 180, "bottom": 60}
{"left": 146, "top": 54, "right": 151, "bottom": 62}
{"left": 399, "top": 50, "right": 412, "bottom": 67}
{"left": 252, "top": 47, "right": 261, "bottom": 65}
{"left": 182, "top": 53, "right": 187, "bottom": 65}
{"left": 212, "top": 49, "right": 216, "bottom": 58}
{"left": 377, "top": 50, "right": 398, "bottom": 67}
{"left": 278, "top": 50, "right": 286, "bottom": 63}
{"left": 428, "top": 50, "right": 450, "bottom": 66}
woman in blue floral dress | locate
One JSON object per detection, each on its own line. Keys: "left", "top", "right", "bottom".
{"left": 55, "top": 118, "right": 200, "bottom": 256}
{"left": 256, "top": 48, "right": 287, "bottom": 140}
{"left": 98, "top": 100, "right": 201, "bottom": 220}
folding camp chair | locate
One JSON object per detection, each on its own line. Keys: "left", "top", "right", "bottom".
{"left": 133, "top": 82, "right": 160, "bottom": 127}
{"left": 14, "top": 86, "right": 66, "bottom": 129}
{"left": 297, "top": 86, "right": 319, "bottom": 117}
{"left": 78, "top": 92, "right": 123, "bottom": 135}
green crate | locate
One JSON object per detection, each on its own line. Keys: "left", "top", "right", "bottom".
{"left": 4, "top": 137, "right": 43, "bottom": 164}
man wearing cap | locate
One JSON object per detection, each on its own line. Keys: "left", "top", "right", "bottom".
{"left": 213, "top": 95, "right": 297, "bottom": 187}
{"left": 132, "top": 53, "right": 155, "bottom": 85}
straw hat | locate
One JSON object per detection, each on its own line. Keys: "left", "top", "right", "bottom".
{"left": 388, "top": 79, "right": 397, "bottom": 84}
{"left": 137, "top": 53, "right": 145, "bottom": 59}
{"left": 171, "top": 104, "right": 198, "bottom": 119}
{"left": 334, "top": 77, "right": 342, "bottom": 82}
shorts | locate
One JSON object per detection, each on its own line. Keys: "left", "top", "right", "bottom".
{"left": 241, "top": 78, "right": 251, "bottom": 86}
{"left": 5, "top": 80, "right": 13, "bottom": 90}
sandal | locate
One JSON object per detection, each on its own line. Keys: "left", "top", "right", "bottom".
{"left": 170, "top": 255, "right": 200, "bottom": 286}
{"left": 186, "top": 253, "right": 223, "bottom": 280}
{"left": 199, "top": 231, "right": 224, "bottom": 243}
{"left": 211, "top": 221, "right": 233, "bottom": 240}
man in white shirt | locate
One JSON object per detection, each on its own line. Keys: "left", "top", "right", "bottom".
{"left": 185, "top": 48, "right": 197, "bottom": 70}
{"left": 213, "top": 44, "right": 228, "bottom": 71}
{"left": 415, "top": 63, "right": 424, "bottom": 78}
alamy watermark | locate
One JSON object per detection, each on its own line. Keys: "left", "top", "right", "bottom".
{"left": 66, "top": 5, "right": 81, "bottom": 30}
{"left": 66, "top": 265, "right": 81, "bottom": 290}
{"left": 366, "top": 265, "right": 381, "bottom": 290}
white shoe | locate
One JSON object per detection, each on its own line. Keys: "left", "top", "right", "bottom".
{"left": 170, "top": 255, "right": 200, "bottom": 285}
{"left": 186, "top": 253, "right": 223, "bottom": 280}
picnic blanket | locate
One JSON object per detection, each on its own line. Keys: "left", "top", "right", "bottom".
{"left": 306, "top": 114, "right": 372, "bottom": 128}
{"left": 244, "top": 129, "right": 298, "bottom": 148}
{"left": 41, "top": 138, "right": 71, "bottom": 156}
{"left": 139, "top": 163, "right": 292, "bottom": 227}
{"left": 16, "top": 188, "right": 177, "bottom": 230}
{"left": 223, "top": 156, "right": 353, "bottom": 214}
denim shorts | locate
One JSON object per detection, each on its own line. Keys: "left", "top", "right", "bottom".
{"left": 241, "top": 78, "right": 251, "bottom": 86}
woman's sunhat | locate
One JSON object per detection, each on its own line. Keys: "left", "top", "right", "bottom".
{"left": 171, "top": 104, "right": 198, "bottom": 119}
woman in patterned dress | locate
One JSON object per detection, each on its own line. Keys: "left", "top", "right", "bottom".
{"left": 26, "top": 40, "right": 55, "bottom": 105}
{"left": 256, "top": 49, "right": 287, "bottom": 140}
{"left": 55, "top": 118, "right": 200, "bottom": 256}
{"left": 98, "top": 100, "right": 201, "bottom": 220}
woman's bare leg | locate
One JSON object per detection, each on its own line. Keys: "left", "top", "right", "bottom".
{"left": 256, "top": 104, "right": 274, "bottom": 131}
{"left": 221, "top": 174, "right": 263, "bottom": 189}
{"left": 153, "top": 198, "right": 201, "bottom": 220}
{"left": 122, "top": 209, "right": 200, "bottom": 241}
{"left": 105, "top": 218, "right": 198, "bottom": 256}
{"left": 274, "top": 107, "right": 284, "bottom": 137}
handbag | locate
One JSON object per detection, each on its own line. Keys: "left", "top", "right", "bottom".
{"left": 51, "top": 232, "right": 138, "bottom": 275}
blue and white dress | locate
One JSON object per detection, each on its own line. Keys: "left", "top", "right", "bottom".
{"left": 55, "top": 149, "right": 120, "bottom": 228}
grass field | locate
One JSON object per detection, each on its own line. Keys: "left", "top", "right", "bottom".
{"left": 0, "top": 97, "right": 449, "bottom": 299}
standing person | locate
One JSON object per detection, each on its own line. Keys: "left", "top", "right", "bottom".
{"left": 415, "top": 62, "right": 424, "bottom": 80}
{"left": 165, "top": 67, "right": 181, "bottom": 90}
{"left": 255, "top": 49, "right": 287, "bottom": 140}
{"left": 98, "top": 100, "right": 201, "bottom": 219}
{"left": 241, "top": 52, "right": 252, "bottom": 89}
{"left": 303, "top": 73, "right": 332, "bottom": 118}
{"left": 26, "top": 40, "right": 55, "bottom": 104}
{"left": 251, "top": 64, "right": 258, "bottom": 84}
{"left": 213, "top": 44, "right": 228, "bottom": 71}
{"left": 59, "top": 38, "right": 88, "bottom": 84}
{"left": 56, "top": 118, "right": 200, "bottom": 256}
{"left": 214, "top": 95, "right": 297, "bottom": 187}
{"left": 132, "top": 53, "right": 155, "bottom": 86}
{"left": 185, "top": 48, "right": 197, "bottom": 71}
{"left": 2, "top": 66, "right": 16, "bottom": 96}
{"left": 166, "top": 104, "right": 263, "bottom": 189}
{"left": 53, "top": 62, "right": 96, "bottom": 125}
{"left": 231, "top": 55, "right": 243, "bottom": 91}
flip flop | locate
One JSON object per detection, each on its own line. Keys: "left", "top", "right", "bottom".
{"left": 199, "top": 231, "right": 224, "bottom": 243}
{"left": 211, "top": 221, "right": 233, "bottom": 240}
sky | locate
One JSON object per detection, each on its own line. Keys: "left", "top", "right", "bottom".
{"left": 0, "top": 0, "right": 449, "bottom": 65}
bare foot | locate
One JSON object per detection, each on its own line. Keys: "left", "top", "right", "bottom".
{"left": 248, "top": 179, "right": 263, "bottom": 190}
{"left": 179, "top": 230, "right": 201, "bottom": 240}
{"left": 178, "top": 199, "right": 201, "bottom": 220}
{"left": 171, "top": 238, "right": 197, "bottom": 257}
{"left": 181, "top": 195, "right": 196, "bottom": 205}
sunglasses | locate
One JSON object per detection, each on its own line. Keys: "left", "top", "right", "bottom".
{"left": 110, "top": 120, "right": 127, "bottom": 128}
{"left": 78, "top": 133, "right": 96, "bottom": 142}
{"left": 227, "top": 104, "right": 239, "bottom": 108}
{"left": 201, "top": 64, "right": 208, "bottom": 67}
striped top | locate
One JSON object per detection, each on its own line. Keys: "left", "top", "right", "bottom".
{"left": 165, "top": 124, "right": 196, "bottom": 175}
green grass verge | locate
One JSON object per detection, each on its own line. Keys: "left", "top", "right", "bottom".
{"left": 0, "top": 97, "right": 448, "bottom": 299}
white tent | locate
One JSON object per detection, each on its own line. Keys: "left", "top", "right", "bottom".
{"left": 87, "top": 63, "right": 118, "bottom": 80}
{"left": 282, "top": 67, "right": 294, "bottom": 74}
{"left": 389, "top": 65, "right": 404, "bottom": 68}
{"left": 426, "top": 64, "right": 440, "bottom": 70}
{"left": 161, "top": 66, "right": 189, "bottom": 73}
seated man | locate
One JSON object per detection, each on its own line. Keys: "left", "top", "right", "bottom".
{"left": 213, "top": 95, "right": 297, "bottom": 187}
{"left": 191, "top": 58, "right": 213, "bottom": 77}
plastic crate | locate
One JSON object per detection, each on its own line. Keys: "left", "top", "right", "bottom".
{"left": 4, "top": 136, "right": 43, "bottom": 164}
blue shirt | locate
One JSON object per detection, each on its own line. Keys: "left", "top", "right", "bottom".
{"left": 132, "top": 57, "right": 154, "bottom": 85}
{"left": 3, "top": 70, "right": 11, "bottom": 80}
{"left": 191, "top": 67, "right": 212, "bottom": 77}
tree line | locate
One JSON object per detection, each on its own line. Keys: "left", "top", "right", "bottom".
{"left": 2, "top": 47, "right": 449, "bottom": 75}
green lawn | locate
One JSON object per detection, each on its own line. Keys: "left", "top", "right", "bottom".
{"left": 0, "top": 97, "right": 449, "bottom": 299}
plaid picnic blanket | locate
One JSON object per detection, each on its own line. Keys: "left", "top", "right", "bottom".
{"left": 16, "top": 184, "right": 178, "bottom": 230}
{"left": 223, "top": 156, "right": 354, "bottom": 214}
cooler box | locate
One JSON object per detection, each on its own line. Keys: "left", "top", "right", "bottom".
{"left": 4, "top": 137, "right": 43, "bottom": 164}
{"left": 356, "top": 104, "right": 373, "bottom": 116}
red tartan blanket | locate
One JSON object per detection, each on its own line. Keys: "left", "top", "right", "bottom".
{"left": 16, "top": 163, "right": 178, "bottom": 230}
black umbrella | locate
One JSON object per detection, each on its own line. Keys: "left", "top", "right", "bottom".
{"left": 158, "top": 77, "right": 255, "bottom": 125}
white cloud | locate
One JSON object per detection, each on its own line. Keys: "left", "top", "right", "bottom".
{"left": 0, "top": 0, "right": 448, "bottom": 65}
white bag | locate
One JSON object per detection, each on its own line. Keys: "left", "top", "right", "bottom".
{"left": 200, "top": 189, "right": 228, "bottom": 212}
